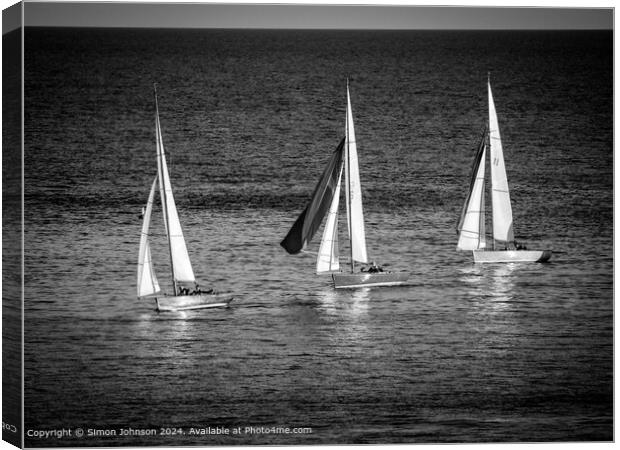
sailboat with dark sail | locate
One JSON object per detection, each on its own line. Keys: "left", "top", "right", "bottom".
{"left": 456, "top": 78, "right": 552, "bottom": 263}
{"left": 281, "top": 81, "right": 409, "bottom": 288}
{"left": 137, "top": 86, "right": 234, "bottom": 311}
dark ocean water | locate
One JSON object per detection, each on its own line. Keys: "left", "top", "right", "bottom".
{"left": 21, "top": 28, "right": 612, "bottom": 445}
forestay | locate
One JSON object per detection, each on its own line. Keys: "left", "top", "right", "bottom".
{"left": 137, "top": 176, "right": 161, "bottom": 297}
{"left": 488, "top": 81, "right": 515, "bottom": 245}
{"left": 457, "top": 128, "right": 487, "bottom": 250}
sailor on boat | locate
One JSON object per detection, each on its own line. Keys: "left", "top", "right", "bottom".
{"left": 515, "top": 241, "right": 527, "bottom": 250}
{"left": 369, "top": 262, "right": 383, "bottom": 273}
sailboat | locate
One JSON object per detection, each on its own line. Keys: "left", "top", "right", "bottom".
{"left": 137, "top": 86, "right": 234, "bottom": 311}
{"left": 281, "top": 81, "right": 409, "bottom": 289}
{"left": 456, "top": 78, "right": 552, "bottom": 263}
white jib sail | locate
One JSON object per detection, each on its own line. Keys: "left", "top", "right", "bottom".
{"left": 137, "top": 176, "right": 161, "bottom": 297}
{"left": 488, "top": 81, "right": 515, "bottom": 245}
{"left": 316, "top": 166, "right": 343, "bottom": 273}
{"left": 344, "top": 84, "right": 369, "bottom": 264}
{"left": 156, "top": 112, "right": 196, "bottom": 284}
{"left": 457, "top": 145, "right": 487, "bottom": 250}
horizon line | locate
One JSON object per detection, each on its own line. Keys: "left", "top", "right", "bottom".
{"left": 20, "top": 25, "right": 614, "bottom": 31}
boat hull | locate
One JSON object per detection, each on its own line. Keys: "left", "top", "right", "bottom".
{"left": 473, "top": 249, "right": 552, "bottom": 263}
{"left": 155, "top": 293, "right": 234, "bottom": 312}
{"left": 332, "top": 272, "right": 409, "bottom": 289}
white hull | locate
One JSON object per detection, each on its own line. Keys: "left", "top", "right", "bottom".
{"left": 332, "top": 272, "right": 409, "bottom": 289}
{"left": 473, "top": 249, "right": 552, "bottom": 263}
{"left": 155, "top": 293, "right": 234, "bottom": 312}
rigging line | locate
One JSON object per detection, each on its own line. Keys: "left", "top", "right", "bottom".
{"left": 460, "top": 229, "right": 483, "bottom": 236}
{"left": 144, "top": 232, "right": 171, "bottom": 237}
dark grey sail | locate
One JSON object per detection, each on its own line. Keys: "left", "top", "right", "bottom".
{"left": 280, "top": 137, "right": 346, "bottom": 254}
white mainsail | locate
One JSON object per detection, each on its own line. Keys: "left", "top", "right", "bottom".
{"left": 155, "top": 103, "right": 196, "bottom": 285}
{"left": 344, "top": 83, "right": 369, "bottom": 265}
{"left": 316, "top": 166, "right": 343, "bottom": 273}
{"left": 137, "top": 176, "right": 161, "bottom": 297}
{"left": 457, "top": 144, "right": 487, "bottom": 250}
{"left": 488, "top": 81, "right": 515, "bottom": 245}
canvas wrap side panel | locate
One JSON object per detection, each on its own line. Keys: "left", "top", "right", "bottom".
{"left": 2, "top": 3, "right": 24, "bottom": 448}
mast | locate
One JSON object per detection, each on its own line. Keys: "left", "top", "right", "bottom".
{"left": 487, "top": 74, "right": 515, "bottom": 249}
{"left": 346, "top": 78, "right": 354, "bottom": 273}
{"left": 487, "top": 73, "right": 494, "bottom": 250}
{"left": 154, "top": 84, "right": 178, "bottom": 295}
{"left": 488, "top": 121, "right": 494, "bottom": 250}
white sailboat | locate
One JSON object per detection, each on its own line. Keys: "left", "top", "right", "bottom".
{"left": 281, "top": 80, "right": 409, "bottom": 288}
{"left": 137, "top": 86, "right": 233, "bottom": 311}
{"left": 457, "top": 78, "right": 552, "bottom": 263}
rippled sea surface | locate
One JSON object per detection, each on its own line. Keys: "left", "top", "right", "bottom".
{"left": 22, "top": 28, "right": 612, "bottom": 446}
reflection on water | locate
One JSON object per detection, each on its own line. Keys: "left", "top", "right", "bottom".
{"left": 490, "top": 263, "right": 517, "bottom": 303}
{"left": 459, "top": 263, "right": 519, "bottom": 310}
{"left": 317, "top": 286, "right": 369, "bottom": 318}
{"left": 134, "top": 310, "right": 195, "bottom": 363}
{"left": 317, "top": 287, "right": 370, "bottom": 349}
